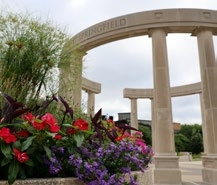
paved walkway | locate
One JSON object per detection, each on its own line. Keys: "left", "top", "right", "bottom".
{"left": 151, "top": 161, "right": 204, "bottom": 185}
{"left": 180, "top": 161, "right": 203, "bottom": 185}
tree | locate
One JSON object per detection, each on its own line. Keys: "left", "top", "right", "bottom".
{"left": 177, "top": 124, "right": 203, "bottom": 154}
{"left": 190, "top": 127, "right": 203, "bottom": 154}
{"left": 175, "top": 133, "right": 190, "bottom": 153}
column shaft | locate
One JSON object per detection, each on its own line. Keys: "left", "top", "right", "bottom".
{"left": 87, "top": 91, "right": 95, "bottom": 117}
{"left": 199, "top": 93, "right": 208, "bottom": 154}
{"left": 196, "top": 28, "right": 217, "bottom": 185}
{"left": 196, "top": 29, "right": 217, "bottom": 154}
{"left": 151, "top": 29, "right": 175, "bottom": 154}
{"left": 151, "top": 98, "right": 157, "bottom": 153}
{"left": 130, "top": 98, "right": 138, "bottom": 130}
{"left": 59, "top": 45, "right": 85, "bottom": 109}
{"left": 151, "top": 28, "right": 181, "bottom": 185}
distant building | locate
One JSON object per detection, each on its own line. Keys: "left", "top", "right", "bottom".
{"left": 116, "top": 112, "right": 181, "bottom": 133}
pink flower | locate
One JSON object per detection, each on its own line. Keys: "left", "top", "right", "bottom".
{"left": 135, "top": 139, "right": 148, "bottom": 154}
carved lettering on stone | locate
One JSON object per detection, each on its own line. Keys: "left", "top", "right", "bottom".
{"left": 75, "top": 18, "right": 127, "bottom": 43}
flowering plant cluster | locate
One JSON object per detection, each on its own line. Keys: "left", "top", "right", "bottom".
{"left": 0, "top": 94, "right": 153, "bottom": 185}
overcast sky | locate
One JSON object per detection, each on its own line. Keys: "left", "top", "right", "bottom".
{"left": 1, "top": 0, "right": 217, "bottom": 124}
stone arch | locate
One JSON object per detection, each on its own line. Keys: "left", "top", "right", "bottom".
{"left": 59, "top": 9, "right": 217, "bottom": 185}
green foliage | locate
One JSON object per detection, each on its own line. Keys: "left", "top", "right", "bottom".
{"left": 190, "top": 127, "right": 203, "bottom": 154}
{"left": 138, "top": 124, "right": 152, "bottom": 146}
{"left": 0, "top": 11, "right": 69, "bottom": 107}
{"left": 177, "top": 124, "right": 203, "bottom": 154}
{"left": 0, "top": 95, "right": 152, "bottom": 184}
{"left": 180, "top": 124, "right": 194, "bottom": 138}
{"left": 175, "top": 133, "right": 190, "bottom": 153}
{"left": 192, "top": 153, "right": 202, "bottom": 160}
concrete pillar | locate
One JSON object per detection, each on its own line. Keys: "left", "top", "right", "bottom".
{"left": 199, "top": 93, "right": 208, "bottom": 155}
{"left": 59, "top": 42, "right": 85, "bottom": 109}
{"left": 130, "top": 98, "right": 138, "bottom": 130}
{"left": 87, "top": 90, "right": 95, "bottom": 117}
{"left": 150, "top": 28, "right": 181, "bottom": 185}
{"left": 195, "top": 28, "right": 217, "bottom": 185}
{"left": 151, "top": 98, "right": 157, "bottom": 153}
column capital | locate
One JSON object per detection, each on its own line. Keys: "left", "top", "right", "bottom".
{"left": 148, "top": 27, "right": 168, "bottom": 37}
{"left": 192, "top": 26, "right": 214, "bottom": 36}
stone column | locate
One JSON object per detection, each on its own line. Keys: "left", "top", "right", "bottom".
{"left": 195, "top": 28, "right": 217, "bottom": 185}
{"left": 59, "top": 40, "right": 85, "bottom": 109}
{"left": 130, "top": 98, "right": 138, "bottom": 130}
{"left": 151, "top": 98, "right": 157, "bottom": 153}
{"left": 150, "top": 28, "right": 181, "bottom": 185}
{"left": 87, "top": 90, "right": 95, "bottom": 117}
{"left": 199, "top": 93, "right": 208, "bottom": 155}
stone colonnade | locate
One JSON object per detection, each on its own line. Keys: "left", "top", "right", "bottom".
{"left": 59, "top": 9, "right": 217, "bottom": 185}
{"left": 123, "top": 82, "right": 203, "bottom": 153}
{"left": 82, "top": 77, "right": 101, "bottom": 116}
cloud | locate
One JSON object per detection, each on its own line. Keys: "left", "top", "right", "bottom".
{"left": 2, "top": 0, "right": 216, "bottom": 124}
{"left": 172, "top": 94, "right": 201, "bottom": 124}
{"left": 69, "top": 0, "right": 87, "bottom": 7}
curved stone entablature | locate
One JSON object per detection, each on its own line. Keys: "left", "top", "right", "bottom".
{"left": 123, "top": 82, "right": 201, "bottom": 99}
{"left": 81, "top": 77, "right": 101, "bottom": 93}
{"left": 73, "top": 9, "right": 217, "bottom": 51}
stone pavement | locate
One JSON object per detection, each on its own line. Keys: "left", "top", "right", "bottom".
{"left": 180, "top": 161, "right": 204, "bottom": 185}
{"left": 151, "top": 160, "right": 204, "bottom": 185}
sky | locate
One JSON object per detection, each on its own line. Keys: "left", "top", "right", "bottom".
{"left": 0, "top": 0, "right": 217, "bottom": 124}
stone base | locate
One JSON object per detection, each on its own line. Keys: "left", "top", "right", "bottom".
{"left": 0, "top": 168, "right": 153, "bottom": 185}
{"left": 0, "top": 178, "right": 85, "bottom": 185}
{"left": 154, "top": 155, "right": 182, "bottom": 185}
{"left": 202, "top": 155, "right": 217, "bottom": 185}
{"left": 125, "top": 168, "right": 153, "bottom": 185}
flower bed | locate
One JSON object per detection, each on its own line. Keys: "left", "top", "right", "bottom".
{"left": 0, "top": 94, "right": 153, "bottom": 185}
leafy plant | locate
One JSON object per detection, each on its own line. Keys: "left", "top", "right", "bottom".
{"left": 0, "top": 11, "right": 70, "bottom": 107}
{"left": 0, "top": 94, "right": 153, "bottom": 185}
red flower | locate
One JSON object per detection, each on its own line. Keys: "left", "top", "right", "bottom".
{"left": 17, "top": 130, "right": 29, "bottom": 138}
{"left": 73, "top": 118, "right": 88, "bottom": 131}
{"left": 31, "top": 119, "right": 46, "bottom": 130}
{"left": 23, "top": 113, "right": 46, "bottom": 130}
{"left": 42, "top": 113, "right": 60, "bottom": 133}
{"left": 49, "top": 124, "right": 60, "bottom": 133}
{"left": 115, "top": 132, "right": 130, "bottom": 141}
{"left": 0, "top": 127, "right": 17, "bottom": 143}
{"left": 107, "top": 119, "right": 114, "bottom": 125}
{"left": 54, "top": 134, "right": 62, "bottom": 140}
{"left": 22, "top": 112, "right": 35, "bottom": 122}
{"left": 67, "top": 128, "right": 76, "bottom": 135}
{"left": 13, "top": 148, "right": 29, "bottom": 163}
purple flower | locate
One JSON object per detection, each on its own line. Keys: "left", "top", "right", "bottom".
{"left": 49, "top": 162, "right": 62, "bottom": 174}
{"left": 48, "top": 155, "right": 62, "bottom": 174}
{"left": 67, "top": 139, "right": 152, "bottom": 184}
{"left": 57, "top": 147, "right": 64, "bottom": 154}
{"left": 120, "top": 167, "right": 131, "bottom": 174}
